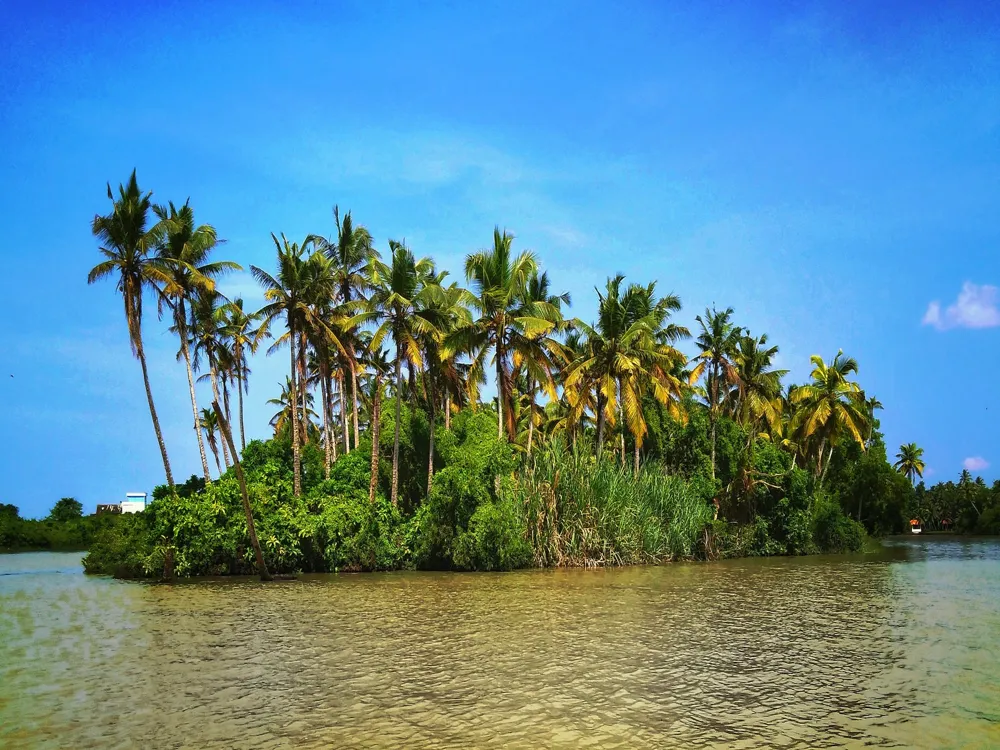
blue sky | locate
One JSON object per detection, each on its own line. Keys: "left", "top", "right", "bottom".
{"left": 1, "top": 0, "right": 997, "bottom": 517}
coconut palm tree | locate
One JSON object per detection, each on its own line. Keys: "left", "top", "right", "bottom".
{"left": 790, "top": 350, "right": 868, "bottom": 483}
{"left": 689, "top": 307, "right": 743, "bottom": 481}
{"left": 450, "top": 228, "right": 554, "bottom": 441}
{"left": 88, "top": 170, "right": 175, "bottom": 486}
{"left": 515, "top": 271, "right": 571, "bottom": 457}
{"left": 191, "top": 291, "right": 233, "bottom": 467}
{"left": 199, "top": 407, "right": 223, "bottom": 475}
{"left": 219, "top": 298, "right": 267, "bottom": 452}
{"left": 155, "top": 199, "right": 239, "bottom": 481}
{"left": 418, "top": 275, "right": 474, "bottom": 494}
{"left": 894, "top": 443, "right": 926, "bottom": 485}
{"left": 364, "top": 240, "right": 437, "bottom": 505}
{"left": 309, "top": 207, "right": 378, "bottom": 451}
{"left": 730, "top": 333, "right": 787, "bottom": 437}
{"left": 267, "top": 376, "right": 319, "bottom": 440}
{"left": 566, "top": 276, "right": 688, "bottom": 470}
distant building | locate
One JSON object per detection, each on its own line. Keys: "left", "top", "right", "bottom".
{"left": 121, "top": 492, "right": 147, "bottom": 514}
{"left": 96, "top": 492, "right": 147, "bottom": 515}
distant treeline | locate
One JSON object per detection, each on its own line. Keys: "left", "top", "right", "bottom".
{"left": 0, "top": 499, "right": 120, "bottom": 552}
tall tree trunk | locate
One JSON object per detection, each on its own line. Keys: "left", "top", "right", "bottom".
{"left": 214, "top": 399, "right": 271, "bottom": 581}
{"left": 445, "top": 393, "right": 451, "bottom": 431}
{"left": 709, "top": 413, "right": 717, "bottom": 482}
{"left": 427, "top": 381, "right": 436, "bottom": 496}
{"left": 369, "top": 376, "right": 382, "bottom": 505}
{"left": 339, "top": 370, "right": 350, "bottom": 453}
{"left": 820, "top": 444, "right": 834, "bottom": 487}
{"left": 596, "top": 392, "right": 606, "bottom": 457}
{"left": 297, "top": 332, "right": 309, "bottom": 444}
{"left": 237, "top": 361, "right": 246, "bottom": 453}
{"left": 526, "top": 377, "right": 535, "bottom": 456}
{"left": 391, "top": 352, "right": 402, "bottom": 507}
{"left": 634, "top": 436, "right": 640, "bottom": 476}
{"left": 320, "top": 367, "right": 332, "bottom": 480}
{"left": 289, "top": 329, "right": 302, "bottom": 497}
{"left": 327, "top": 370, "right": 337, "bottom": 463}
{"left": 209, "top": 436, "right": 222, "bottom": 475}
{"left": 351, "top": 361, "right": 360, "bottom": 451}
{"left": 222, "top": 377, "right": 232, "bottom": 447}
{"left": 210, "top": 365, "right": 231, "bottom": 469}
{"left": 709, "top": 367, "right": 718, "bottom": 481}
{"left": 180, "top": 331, "right": 211, "bottom": 482}
{"left": 136, "top": 341, "right": 174, "bottom": 487}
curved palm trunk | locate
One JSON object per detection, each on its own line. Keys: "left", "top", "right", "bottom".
{"left": 180, "top": 330, "right": 212, "bottom": 482}
{"left": 137, "top": 340, "right": 174, "bottom": 487}
{"left": 327, "top": 370, "right": 337, "bottom": 463}
{"left": 445, "top": 393, "right": 451, "bottom": 431}
{"left": 526, "top": 377, "right": 535, "bottom": 456}
{"left": 427, "top": 380, "right": 436, "bottom": 496}
{"left": 391, "top": 353, "right": 402, "bottom": 507}
{"left": 289, "top": 329, "right": 302, "bottom": 497}
{"left": 237, "top": 363, "right": 247, "bottom": 453}
{"left": 351, "top": 362, "right": 360, "bottom": 451}
{"left": 297, "top": 332, "right": 309, "bottom": 444}
{"left": 214, "top": 398, "right": 271, "bottom": 581}
{"left": 209, "top": 365, "right": 231, "bottom": 469}
{"left": 208, "top": 434, "right": 222, "bottom": 475}
{"left": 320, "top": 366, "right": 332, "bottom": 480}
{"left": 339, "top": 370, "right": 349, "bottom": 454}
{"left": 709, "top": 365, "right": 719, "bottom": 481}
{"left": 369, "top": 375, "right": 382, "bottom": 505}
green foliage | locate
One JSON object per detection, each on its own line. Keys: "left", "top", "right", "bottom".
{"left": 453, "top": 498, "right": 532, "bottom": 571}
{"left": 812, "top": 497, "right": 865, "bottom": 553}
{"left": 48, "top": 498, "right": 83, "bottom": 523}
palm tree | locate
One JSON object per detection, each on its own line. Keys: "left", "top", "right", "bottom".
{"left": 199, "top": 407, "right": 223, "bottom": 475}
{"left": 894, "top": 443, "right": 926, "bottom": 485}
{"left": 219, "top": 298, "right": 267, "bottom": 452}
{"left": 155, "top": 199, "right": 238, "bottom": 482}
{"left": 450, "top": 228, "right": 553, "bottom": 441}
{"left": 191, "top": 291, "right": 233, "bottom": 467}
{"left": 365, "top": 240, "right": 437, "bottom": 505}
{"left": 252, "top": 235, "right": 342, "bottom": 495}
{"left": 566, "top": 276, "right": 688, "bottom": 470}
{"left": 790, "top": 350, "right": 868, "bottom": 483}
{"left": 515, "top": 271, "right": 571, "bottom": 457}
{"left": 309, "top": 206, "right": 377, "bottom": 451}
{"left": 365, "top": 348, "right": 391, "bottom": 504}
{"left": 88, "top": 170, "right": 175, "bottom": 486}
{"left": 689, "top": 307, "right": 742, "bottom": 481}
{"left": 418, "top": 276, "right": 474, "bottom": 494}
{"left": 730, "top": 333, "right": 787, "bottom": 437}
{"left": 267, "top": 376, "right": 319, "bottom": 439}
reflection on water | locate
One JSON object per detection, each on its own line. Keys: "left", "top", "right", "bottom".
{"left": 1, "top": 540, "right": 998, "bottom": 749}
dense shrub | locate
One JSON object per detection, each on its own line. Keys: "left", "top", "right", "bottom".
{"left": 813, "top": 497, "right": 865, "bottom": 553}
{"left": 453, "top": 498, "right": 532, "bottom": 571}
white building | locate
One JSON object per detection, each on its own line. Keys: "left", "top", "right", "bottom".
{"left": 121, "top": 492, "right": 147, "bottom": 514}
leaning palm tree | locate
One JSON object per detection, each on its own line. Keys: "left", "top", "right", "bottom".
{"left": 449, "top": 228, "right": 553, "bottom": 441}
{"left": 894, "top": 443, "right": 926, "bottom": 485}
{"left": 155, "top": 199, "right": 239, "bottom": 481}
{"left": 88, "top": 170, "right": 175, "bottom": 486}
{"left": 689, "top": 307, "right": 743, "bottom": 481}
{"left": 364, "top": 241, "right": 437, "bottom": 505}
{"left": 199, "top": 407, "right": 223, "bottom": 475}
{"left": 790, "top": 350, "right": 868, "bottom": 483}
{"left": 191, "top": 291, "right": 232, "bottom": 467}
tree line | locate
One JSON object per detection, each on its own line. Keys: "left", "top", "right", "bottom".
{"left": 85, "top": 171, "right": 996, "bottom": 573}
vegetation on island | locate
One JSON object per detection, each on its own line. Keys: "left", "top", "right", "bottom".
{"left": 79, "top": 171, "right": 999, "bottom": 578}
{"left": 1, "top": 499, "right": 118, "bottom": 552}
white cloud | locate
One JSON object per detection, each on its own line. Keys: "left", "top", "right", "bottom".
{"left": 923, "top": 282, "right": 1000, "bottom": 330}
{"left": 963, "top": 456, "right": 989, "bottom": 472}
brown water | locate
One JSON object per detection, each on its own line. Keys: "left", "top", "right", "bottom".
{"left": 1, "top": 539, "right": 998, "bottom": 749}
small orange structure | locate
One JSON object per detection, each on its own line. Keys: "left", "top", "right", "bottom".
{"left": 909, "top": 518, "right": 922, "bottom": 534}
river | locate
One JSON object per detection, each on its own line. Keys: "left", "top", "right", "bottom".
{"left": 1, "top": 538, "right": 998, "bottom": 749}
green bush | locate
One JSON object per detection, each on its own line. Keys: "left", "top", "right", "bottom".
{"left": 453, "top": 498, "right": 532, "bottom": 571}
{"left": 813, "top": 498, "right": 865, "bottom": 552}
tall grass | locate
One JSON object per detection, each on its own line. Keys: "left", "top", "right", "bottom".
{"left": 505, "top": 440, "right": 713, "bottom": 567}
